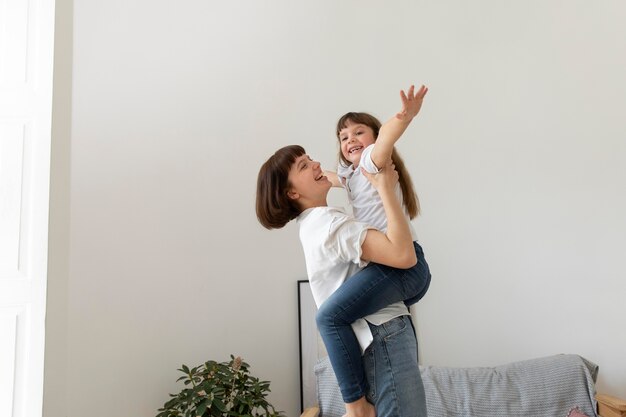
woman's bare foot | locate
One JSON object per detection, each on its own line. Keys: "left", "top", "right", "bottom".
{"left": 344, "top": 396, "right": 376, "bottom": 417}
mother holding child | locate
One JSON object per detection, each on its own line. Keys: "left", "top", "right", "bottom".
{"left": 256, "top": 84, "right": 431, "bottom": 417}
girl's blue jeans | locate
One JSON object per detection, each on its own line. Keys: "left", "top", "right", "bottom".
{"left": 315, "top": 242, "right": 431, "bottom": 404}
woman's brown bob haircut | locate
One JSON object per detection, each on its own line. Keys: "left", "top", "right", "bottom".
{"left": 256, "top": 145, "right": 306, "bottom": 229}
{"left": 336, "top": 112, "right": 420, "bottom": 219}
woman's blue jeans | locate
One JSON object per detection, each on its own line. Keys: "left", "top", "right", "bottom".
{"left": 365, "top": 315, "right": 427, "bottom": 417}
{"left": 315, "top": 242, "right": 431, "bottom": 403}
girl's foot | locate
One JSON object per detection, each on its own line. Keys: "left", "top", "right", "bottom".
{"left": 344, "top": 396, "right": 376, "bottom": 417}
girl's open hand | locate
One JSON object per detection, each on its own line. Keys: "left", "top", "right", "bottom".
{"left": 396, "top": 84, "right": 428, "bottom": 121}
{"left": 361, "top": 162, "right": 399, "bottom": 192}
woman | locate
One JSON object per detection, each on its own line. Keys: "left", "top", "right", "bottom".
{"left": 256, "top": 145, "right": 429, "bottom": 417}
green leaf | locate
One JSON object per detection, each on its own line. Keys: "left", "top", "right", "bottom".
{"left": 213, "top": 398, "right": 226, "bottom": 412}
{"left": 195, "top": 399, "right": 207, "bottom": 416}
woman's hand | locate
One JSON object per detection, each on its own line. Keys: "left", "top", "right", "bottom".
{"left": 396, "top": 84, "right": 428, "bottom": 121}
{"left": 360, "top": 161, "right": 416, "bottom": 268}
{"left": 361, "top": 162, "right": 398, "bottom": 194}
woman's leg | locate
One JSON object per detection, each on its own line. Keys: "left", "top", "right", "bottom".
{"left": 315, "top": 242, "right": 430, "bottom": 403}
{"left": 364, "top": 315, "right": 427, "bottom": 417}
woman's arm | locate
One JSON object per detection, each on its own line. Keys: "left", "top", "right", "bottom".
{"left": 370, "top": 84, "right": 428, "bottom": 170}
{"left": 359, "top": 163, "right": 416, "bottom": 268}
{"left": 323, "top": 170, "right": 342, "bottom": 188}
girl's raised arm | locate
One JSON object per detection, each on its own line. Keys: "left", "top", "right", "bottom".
{"left": 370, "top": 84, "right": 428, "bottom": 169}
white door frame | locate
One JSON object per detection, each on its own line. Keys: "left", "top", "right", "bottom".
{"left": 1, "top": 0, "right": 56, "bottom": 416}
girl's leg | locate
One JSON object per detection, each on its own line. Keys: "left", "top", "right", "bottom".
{"left": 403, "top": 242, "right": 431, "bottom": 306}
{"left": 315, "top": 242, "right": 430, "bottom": 404}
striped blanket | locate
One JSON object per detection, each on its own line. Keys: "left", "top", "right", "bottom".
{"left": 315, "top": 354, "right": 598, "bottom": 417}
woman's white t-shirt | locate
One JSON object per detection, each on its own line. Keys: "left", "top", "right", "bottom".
{"left": 297, "top": 206, "right": 409, "bottom": 353}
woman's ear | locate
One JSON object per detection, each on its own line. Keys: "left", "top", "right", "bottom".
{"left": 287, "top": 189, "right": 299, "bottom": 200}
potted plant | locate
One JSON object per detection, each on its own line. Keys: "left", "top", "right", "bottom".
{"left": 157, "top": 355, "right": 285, "bottom": 417}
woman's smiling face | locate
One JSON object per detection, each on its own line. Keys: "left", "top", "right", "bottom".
{"left": 287, "top": 154, "right": 332, "bottom": 209}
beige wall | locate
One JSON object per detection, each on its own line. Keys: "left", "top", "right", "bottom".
{"left": 44, "top": 0, "right": 72, "bottom": 414}
{"left": 46, "top": 1, "right": 626, "bottom": 416}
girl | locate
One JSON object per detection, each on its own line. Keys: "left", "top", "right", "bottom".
{"left": 327, "top": 84, "right": 427, "bottom": 265}
{"left": 256, "top": 146, "right": 426, "bottom": 417}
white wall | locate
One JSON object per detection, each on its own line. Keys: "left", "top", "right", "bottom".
{"left": 46, "top": 1, "right": 626, "bottom": 416}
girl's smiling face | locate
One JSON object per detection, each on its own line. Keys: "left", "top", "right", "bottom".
{"left": 338, "top": 121, "right": 377, "bottom": 167}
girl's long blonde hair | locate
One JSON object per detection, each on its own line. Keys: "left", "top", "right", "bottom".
{"left": 336, "top": 112, "right": 420, "bottom": 219}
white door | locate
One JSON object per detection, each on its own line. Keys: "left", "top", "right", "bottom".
{"left": 0, "top": 0, "right": 56, "bottom": 416}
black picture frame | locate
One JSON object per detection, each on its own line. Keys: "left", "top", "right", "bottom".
{"left": 297, "top": 280, "right": 327, "bottom": 413}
